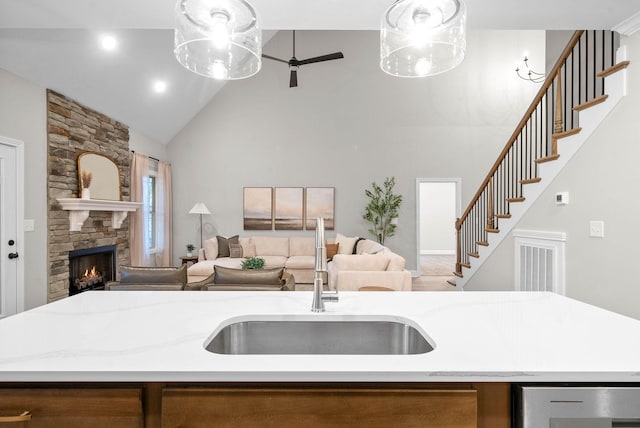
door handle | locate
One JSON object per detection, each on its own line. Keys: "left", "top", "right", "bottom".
{"left": 8, "top": 252, "right": 18, "bottom": 260}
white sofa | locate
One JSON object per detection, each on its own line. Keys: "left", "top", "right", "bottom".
{"left": 187, "top": 236, "right": 317, "bottom": 284}
{"left": 187, "top": 235, "right": 412, "bottom": 291}
{"left": 327, "top": 238, "right": 412, "bottom": 291}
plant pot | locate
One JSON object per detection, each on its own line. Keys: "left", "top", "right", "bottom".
{"left": 81, "top": 187, "right": 90, "bottom": 200}
{"left": 186, "top": 252, "right": 193, "bottom": 257}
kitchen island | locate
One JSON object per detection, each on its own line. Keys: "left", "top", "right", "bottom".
{"left": 0, "top": 291, "right": 639, "bottom": 427}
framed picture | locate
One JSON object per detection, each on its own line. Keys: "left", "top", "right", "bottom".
{"left": 243, "top": 187, "right": 273, "bottom": 230}
{"left": 305, "top": 187, "right": 335, "bottom": 230}
{"left": 275, "top": 187, "right": 304, "bottom": 230}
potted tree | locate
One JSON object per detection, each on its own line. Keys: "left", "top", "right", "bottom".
{"left": 362, "top": 177, "right": 403, "bottom": 245}
{"left": 186, "top": 244, "right": 195, "bottom": 257}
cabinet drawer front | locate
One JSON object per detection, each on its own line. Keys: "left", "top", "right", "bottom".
{"left": 0, "top": 388, "right": 143, "bottom": 428}
{"left": 162, "top": 387, "right": 477, "bottom": 428}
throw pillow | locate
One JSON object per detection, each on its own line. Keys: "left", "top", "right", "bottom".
{"left": 203, "top": 238, "right": 218, "bottom": 260}
{"left": 335, "top": 233, "right": 359, "bottom": 254}
{"left": 229, "top": 243, "right": 243, "bottom": 258}
{"left": 216, "top": 235, "right": 239, "bottom": 258}
{"left": 326, "top": 243, "right": 339, "bottom": 261}
{"left": 214, "top": 266, "right": 284, "bottom": 285}
{"left": 353, "top": 237, "right": 366, "bottom": 254}
{"left": 242, "top": 242, "right": 257, "bottom": 258}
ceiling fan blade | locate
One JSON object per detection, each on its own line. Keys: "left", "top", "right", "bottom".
{"left": 289, "top": 69, "right": 298, "bottom": 88}
{"left": 298, "top": 52, "right": 344, "bottom": 66}
{"left": 262, "top": 54, "right": 289, "bottom": 64}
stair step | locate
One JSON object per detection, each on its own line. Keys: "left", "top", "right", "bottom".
{"left": 520, "top": 177, "right": 541, "bottom": 185}
{"left": 552, "top": 127, "right": 582, "bottom": 139}
{"left": 574, "top": 95, "right": 608, "bottom": 112}
{"left": 597, "top": 60, "right": 630, "bottom": 78}
{"left": 446, "top": 278, "right": 457, "bottom": 286}
{"left": 477, "top": 241, "right": 489, "bottom": 247}
{"left": 496, "top": 214, "right": 512, "bottom": 219}
{"left": 507, "top": 197, "right": 525, "bottom": 203}
{"left": 460, "top": 262, "right": 471, "bottom": 269}
{"left": 453, "top": 271, "right": 463, "bottom": 278}
{"left": 486, "top": 228, "right": 500, "bottom": 233}
{"left": 468, "top": 252, "right": 480, "bottom": 258}
{"left": 536, "top": 154, "right": 560, "bottom": 164}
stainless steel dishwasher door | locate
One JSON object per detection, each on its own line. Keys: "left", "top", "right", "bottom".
{"left": 515, "top": 386, "right": 640, "bottom": 428}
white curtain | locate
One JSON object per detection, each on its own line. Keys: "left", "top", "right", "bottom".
{"left": 155, "top": 160, "right": 173, "bottom": 266}
{"left": 130, "top": 152, "right": 151, "bottom": 266}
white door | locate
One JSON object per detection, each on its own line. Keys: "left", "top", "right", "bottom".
{"left": 0, "top": 137, "right": 24, "bottom": 318}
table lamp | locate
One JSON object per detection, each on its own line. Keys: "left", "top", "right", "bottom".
{"left": 189, "top": 202, "right": 211, "bottom": 249}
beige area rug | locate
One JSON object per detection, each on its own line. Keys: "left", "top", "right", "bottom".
{"left": 420, "top": 254, "right": 456, "bottom": 276}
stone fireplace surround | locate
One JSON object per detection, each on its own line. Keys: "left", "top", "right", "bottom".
{"left": 47, "top": 90, "right": 132, "bottom": 302}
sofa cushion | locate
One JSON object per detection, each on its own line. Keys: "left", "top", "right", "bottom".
{"left": 335, "top": 233, "right": 359, "bottom": 254}
{"left": 214, "top": 266, "right": 284, "bottom": 285}
{"left": 203, "top": 238, "right": 218, "bottom": 260}
{"left": 240, "top": 238, "right": 256, "bottom": 257}
{"left": 119, "top": 265, "right": 187, "bottom": 284}
{"left": 289, "top": 237, "right": 315, "bottom": 256}
{"left": 252, "top": 236, "right": 289, "bottom": 257}
{"left": 383, "top": 249, "right": 406, "bottom": 271}
{"left": 331, "top": 254, "right": 390, "bottom": 271}
{"left": 187, "top": 260, "right": 216, "bottom": 277}
{"left": 260, "top": 255, "right": 288, "bottom": 268}
{"left": 285, "top": 255, "right": 315, "bottom": 270}
{"left": 357, "top": 239, "right": 385, "bottom": 255}
{"left": 229, "top": 243, "right": 243, "bottom": 258}
{"left": 326, "top": 243, "right": 339, "bottom": 261}
{"left": 216, "top": 235, "right": 239, "bottom": 258}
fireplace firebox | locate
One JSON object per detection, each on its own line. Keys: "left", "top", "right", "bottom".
{"left": 68, "top": 245, "right": 116, "bottom": 295}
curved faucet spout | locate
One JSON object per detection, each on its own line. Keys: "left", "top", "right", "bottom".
{"left": 311, "top": 217, "right": 338, "bottom": 312}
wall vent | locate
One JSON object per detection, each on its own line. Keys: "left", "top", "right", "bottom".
{"left": 513, "top": 230, "right": 566, "bottom": 294}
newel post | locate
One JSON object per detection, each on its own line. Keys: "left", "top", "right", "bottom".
{"left": 455, "top": 218, "right": 462, "bottom": 276}
{"left": 553, "top": 70, "right": 564, "bottom": 155}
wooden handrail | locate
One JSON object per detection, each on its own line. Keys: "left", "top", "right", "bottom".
{"left": 458, "top": 30, "right": 584, "bottom": 226}
{"left": 0, "top": 411, "right": 31, "bottom": 423}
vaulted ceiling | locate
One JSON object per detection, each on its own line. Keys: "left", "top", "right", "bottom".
{"left": 1, "top": 0, "right": 638, "bottom": 143}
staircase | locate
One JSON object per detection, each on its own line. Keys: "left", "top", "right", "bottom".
{"left": 454, "top": 30, "right": 630, "bottom": 289}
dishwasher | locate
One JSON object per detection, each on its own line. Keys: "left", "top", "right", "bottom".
{"left": 514, "top": 385, "right": 640, "bottom": 428}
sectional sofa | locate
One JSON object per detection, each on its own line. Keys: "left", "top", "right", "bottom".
{"left": 186, "top": 235, "right": 412, "bottom": 291}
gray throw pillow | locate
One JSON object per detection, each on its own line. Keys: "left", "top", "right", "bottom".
{"left": 216, "top": 235, "right": 239, "bottom": 258}
{"left": 214, "top": 266, "right": 284, "bottom": 285}
{"left": 229, "top": 243, "right": 243, "bottom": 258}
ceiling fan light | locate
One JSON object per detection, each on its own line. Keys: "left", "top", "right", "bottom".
{"left": 174, "top": 0, "right": 262, "bottom": 80}
{"left": 380, "top": 0, "right": 466, "bottom": 78}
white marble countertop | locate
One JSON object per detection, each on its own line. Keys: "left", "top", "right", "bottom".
{"left": 0, "top": 291, "right": 639, "bottom": 382}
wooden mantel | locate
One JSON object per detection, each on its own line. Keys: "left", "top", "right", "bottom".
{"left": 57, "top": 198, "right": 142, "bottom": 231}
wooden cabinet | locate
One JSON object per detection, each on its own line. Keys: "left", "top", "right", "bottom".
{"left": 0, "top": 387, "right": 143, "bottom": 428}
{"left": 160, "top": 383, "right": 510, "bottom": 428}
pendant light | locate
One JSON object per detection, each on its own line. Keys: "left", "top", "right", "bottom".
{"left": 380, "top": 0, "right": 466, "bottom": 78}
{"left": 174, "top": 0, "right": 262, "bottom": 80}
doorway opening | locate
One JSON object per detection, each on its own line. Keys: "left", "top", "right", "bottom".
{"left": 416, "top": 178, "right": 461, "bottom": 278}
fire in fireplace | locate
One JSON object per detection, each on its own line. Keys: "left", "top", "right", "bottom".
{"left": 68, "top": 245, "right": 116, "bottom": 295}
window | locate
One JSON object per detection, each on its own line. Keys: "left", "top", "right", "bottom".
{"left": 143, "top": 159, "right": 159, "bottom": 252}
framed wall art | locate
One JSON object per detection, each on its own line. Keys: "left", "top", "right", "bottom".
{"left": 243, "top": 187, "right": 273, "bottom": 230}
{"left": 305, "top": 187, "right": 335, "bottom": 230}
{"left": 275, "top": 187, "right": 304, "bottom": 230}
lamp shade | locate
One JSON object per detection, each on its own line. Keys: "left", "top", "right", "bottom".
{"left": 174, "top": 0, "right": 262, "bottom": 80}
{"left": 189, "top": 202, "right": 211, "bottom": 215}
{"left": 380, "top": 0, "right": 466, "bottom": 77}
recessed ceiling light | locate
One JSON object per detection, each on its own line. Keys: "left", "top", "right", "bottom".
{"left": 100, "top": 35, "right": 117, "bottom": 51}
{"left": 153, "top": 81, "right": 167, "bottom": 93}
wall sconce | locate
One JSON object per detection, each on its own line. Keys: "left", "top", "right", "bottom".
{"left": 515, "top": 55, "right": 545, "bottom": 83}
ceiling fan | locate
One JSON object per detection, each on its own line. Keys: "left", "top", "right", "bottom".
{"left": 262, "top": 30, "right": 344, "bottom": 88}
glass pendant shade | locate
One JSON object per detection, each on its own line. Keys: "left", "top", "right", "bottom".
{"left": 174, "top": 0, "right": 262, "bottom": 80}
{"left": 380, "top": 0, "right": 466, "bottom": 78}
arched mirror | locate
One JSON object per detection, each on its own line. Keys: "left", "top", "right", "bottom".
{"left": 77, "top": 153, "right": 121, "bottom": 200}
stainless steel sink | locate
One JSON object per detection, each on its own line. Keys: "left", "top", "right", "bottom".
{"left": 204, "top": 315, "right": 434, "bottom": 355}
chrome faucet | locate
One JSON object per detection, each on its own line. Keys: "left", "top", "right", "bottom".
{"left": 311, "top": 217, "right": 338, "bottom": 312}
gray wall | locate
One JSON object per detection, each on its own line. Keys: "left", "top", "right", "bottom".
{"left": 167, "top": 30, "right": 543, "bottom": 269}
{"left": 465, "top": 32, "right": 640, "bottom": 320}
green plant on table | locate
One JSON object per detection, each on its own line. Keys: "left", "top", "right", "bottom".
{"left": 241, "top": 257, "right": 265, "bottom": 270}
{"left": 186, "top": 244, "right": 196, "bottom": 252}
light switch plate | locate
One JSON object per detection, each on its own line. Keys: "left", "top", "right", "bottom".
{"left": 24, "top": 219, "right": 35, "bottom": 232}
{"left": 589, "top": 220, "right": 604, "bottom": 238}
